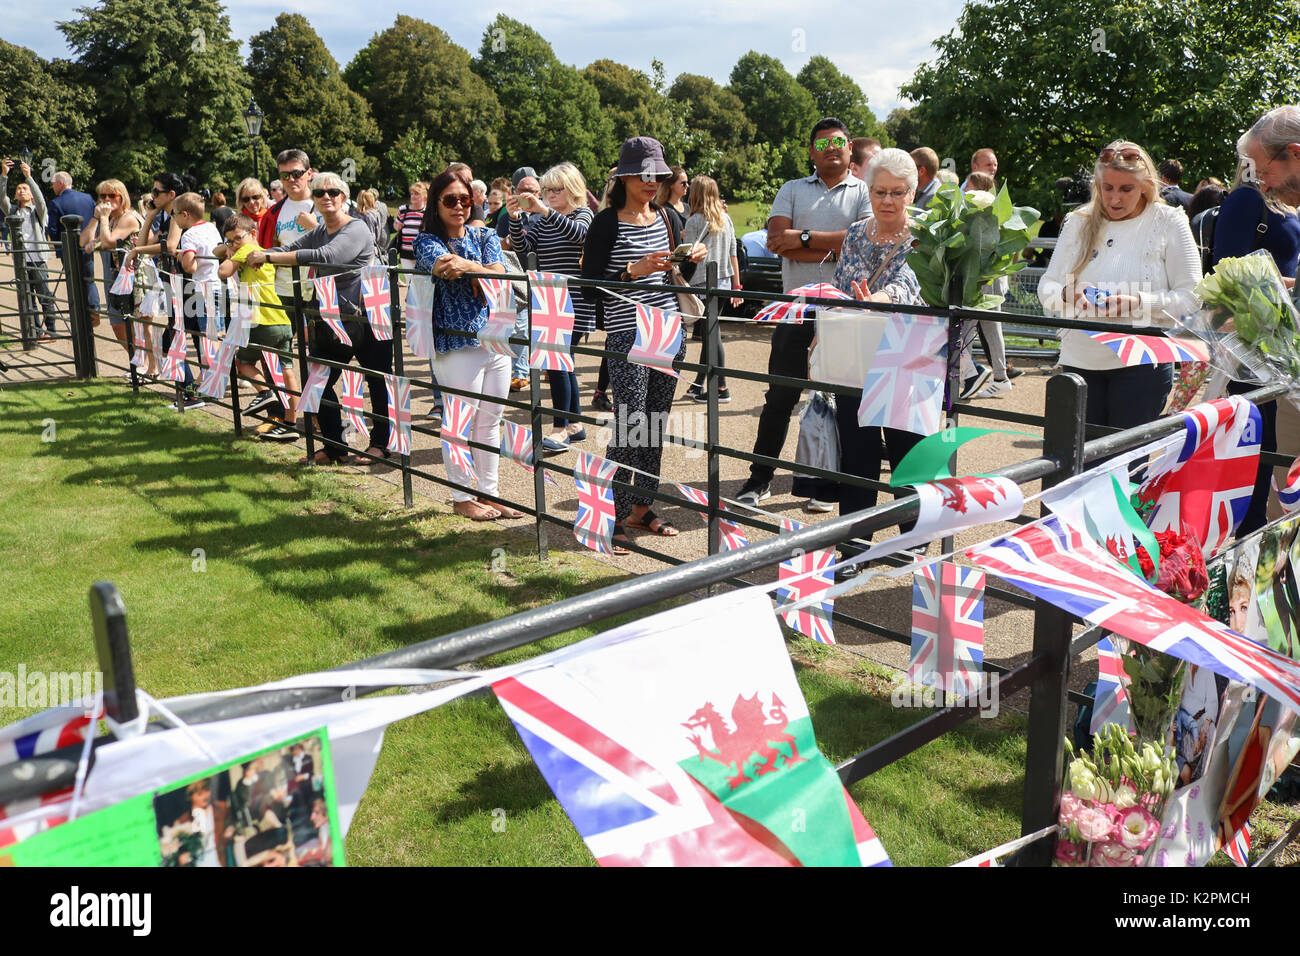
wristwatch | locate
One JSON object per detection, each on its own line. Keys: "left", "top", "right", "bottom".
{"left": 800, "top": 230, "right": 811, "bottom": 248}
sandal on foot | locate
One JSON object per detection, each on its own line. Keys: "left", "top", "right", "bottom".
{"left": 363, "top": 446, "right": 392, "bottom": 462}
{"left": 479, "top": 497, "right": 524, "bottom": 519}
{"left": 624, "top": 509, "right": 678, "bottom": 536}
{"left": 299, "top": 450, "right": 351, "bottom": 466}
{"left": 610, "top": 524, "right": 632, "bottom": 555}
{"left": 454, "top": 499, "right": 500, "bottom": 521}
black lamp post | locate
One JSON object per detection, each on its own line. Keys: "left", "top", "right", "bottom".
{"left": 242, "top": 100, "right": 264, "bottom": 183}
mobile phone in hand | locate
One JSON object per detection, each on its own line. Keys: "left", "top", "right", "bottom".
{"left": 669, "top": 243, "right": 694, "bottom": 263}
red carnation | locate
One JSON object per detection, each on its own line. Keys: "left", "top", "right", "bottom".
{"left": 1153, "top": 529, "right": 1208, "bottom": 604}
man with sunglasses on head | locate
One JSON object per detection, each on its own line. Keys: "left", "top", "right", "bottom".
{"left": 736, "top": 117, "right": 872, "bottom": 508}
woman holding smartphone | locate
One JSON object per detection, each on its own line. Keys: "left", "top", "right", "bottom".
{"left": 414, "top": 167, "right": 523, "bottom": 521}
{"left": 1038, "top": 141, "right": 1200, "bottom": 429}
{"left": 582, "top": 138, "right": 705, "bottom": 552}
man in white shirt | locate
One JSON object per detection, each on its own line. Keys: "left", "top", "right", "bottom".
{"left": 270, "top": 149, "right": 321, "bottom": 298}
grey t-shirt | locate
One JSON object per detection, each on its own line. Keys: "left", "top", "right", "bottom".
{"left": 768, "top": 173, "right": 872, "bottom": 292}
{"left": 288, "top": 218, "right": 373, "bottom": 314}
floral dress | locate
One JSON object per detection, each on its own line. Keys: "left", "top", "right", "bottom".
{"left": 833, "top": 218, "right": 922, "bottom": 305}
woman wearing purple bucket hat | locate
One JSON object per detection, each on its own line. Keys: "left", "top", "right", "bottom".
{"left": 582, "top": 137, "right": 706, "bottom": 553}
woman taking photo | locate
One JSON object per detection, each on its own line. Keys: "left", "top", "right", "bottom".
{"left": 413, "top": 167, "right": 523, "bottom": 522}
{"left": 1038, "top": 141, "right": 1200, "bottom": 429}
{"left": 245, "top": 172, "right": 392, "bottom": 465}
{"left": 80, "top": 178, "right": 142, "bottom": 363}
{"left": 831, "top": 148, "right": 924, "bottom": 522}
{"left": 583, "top": 137, "right": 705, "bottom": 551}
{"left": 507, "top": 161, "right": 594, "bottom": 453}
{"left": 682, "top": 174, "right": 741, "bottom": 403}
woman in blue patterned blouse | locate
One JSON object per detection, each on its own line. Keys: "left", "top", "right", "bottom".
{"left": 830, "top": 148, "right": 925, "bottom": 534}
{"left": 414, "top": 167, "right": 522, "bottom": 522}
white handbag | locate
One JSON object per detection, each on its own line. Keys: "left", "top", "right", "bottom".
{"left": 809, "top": 307, "right": 889, "bottom": 387}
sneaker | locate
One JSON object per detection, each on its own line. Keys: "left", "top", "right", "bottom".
{"left": 717, "top": 388, "right": 732, "bottom": 404}
{"left": 542, "top": 435, "right": 570, "bottom": 454}
{"left": 972, "top": 377, "right": 1013, "bottom": 399}
{"left": 1006, "top": 365, "right": 1026, "bottom": 379}
{"left": 805, "top": 498, "right": 835, "bottom": 513}
{"left": 959, "top": 365, "right": 993, "bottom": 401}
{"left": 690, "top": 386, "right": 732, "bottom": 404}
{"left": 244, "top": 390, "right": 277, "bottom": 414}
{"left": 684, "top": 383, "right": 703, "bottom": 401}
{"left": 566, "top": 426, "right": 587, "bottom": 442}
{"left": 429, "top": 405, "right": 443, "bottom": 423}
{"left": 169, "top": 393, "right": 206, "bottom": 411}
{"left": 261, "top": 422, "right": 299, "bottom": 442}
{"left": 735, "top": 481, "right": 771, "bottom": 506}
{"left": 590, "top": 390, "right": 613, "bottom": 412}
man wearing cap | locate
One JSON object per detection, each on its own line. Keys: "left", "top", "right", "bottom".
{"left": 735, "top": 117, "right": 871, "bottom": 507}
{"left": 498, "top": 167, "right": 538, "bottom": 241}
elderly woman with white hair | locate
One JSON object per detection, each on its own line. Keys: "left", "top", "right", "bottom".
{"left": 828, "top": 147, "right": 925, "bottom": 528}
{"left": 245, "top": 171, "right": 394, "bottom": 465}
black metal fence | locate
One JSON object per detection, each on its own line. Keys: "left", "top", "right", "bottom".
{"left": 4, "top": 213, "right": 1296, "bottom": 866}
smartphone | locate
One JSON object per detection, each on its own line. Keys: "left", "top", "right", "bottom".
{"left": 669, "top": 243, "right": 694, "bottom": 263}
{"left": 1081, "top": 285, "right": 1109, "bottom": 307}
{"left": 518, "top": 195, "right": 535, "bottom": 210}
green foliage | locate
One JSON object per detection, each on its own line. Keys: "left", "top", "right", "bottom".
{"left": 906, "top": 181, "right": 1041, "bottom": 307}
{"left": 354, "top": 16, "right": 503, "bottom": 187}
{"left": 883, "top": 107, "right": 930, "bottom": 153}
{"left": 726, "top": 142, "right": 788, "bottom": 216}
{"left": 668, "top": 73, "right": 754, "bottom": 188}
{"left": 0, "top": 41, "right": 96, "bottom": 186}
{"left": 796, "top": 55, "right": 885, "bottom": 144}
{"left": 901, "top": 0, "right": 1300, "bottom": 214}
{"left": 472, "top": 15, "right": 613, "bottom": 185}
{"left": 246, "top": 14, "right": 380, "bottom": 185}
{"left": 583, "top": 59, "right": 666, "bottom": 150}
{"left": 58, "top": 0, "right": 252, "bottom": 191}
{"left": 728, "top": 52, "right": 818, "bottom": 182}
{"left": 387, "top": 126, "right": 445, "bottom": 189}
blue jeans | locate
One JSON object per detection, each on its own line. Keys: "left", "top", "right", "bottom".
{"left": 1065, "top": 364, "right": 1174, "bottom": 431}
{"left": 547, "top": 332, "right": 583, "bottom": 429}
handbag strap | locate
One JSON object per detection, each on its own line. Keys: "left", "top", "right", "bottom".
{"left": 866, "top": 234, "right": 911, "bottom": 290}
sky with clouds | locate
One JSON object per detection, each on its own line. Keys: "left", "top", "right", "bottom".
{"left": 8, "top": 0, "right": 967, "bottom": 116}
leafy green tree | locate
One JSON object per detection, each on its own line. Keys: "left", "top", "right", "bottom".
{"left": 882, "top": 107, "right": 932, "bottom": 153}
{"left": 59, "top": 0, "right": 252, "bottom": 191}
{"left": 246, "top": 15, "right": 380, "bottom": 184}
{"left": 583, "top": 59, "right": 666, "bottom": 147}
{"left": 351, "top": 17, "right": 502, "bottom": 186}
{"left": 0, "top": 41, "right": 96, "bottom": 186}
{"left": 902, "top": 0, "right": 1300, "bottom": 213}
{"left": 472, "top": 15, "right": 613, "bottom": 183}
{"left": 387, "top": 126, "right": 446, "bottom": 187}
{"left": 727, "top": 52, "right": 818, "bottom": 182}
{"left": 796, "top": 56, "right": 886, "bottom": 144}
{"left": 669, "top": 73, "right": 754, "bottom": 186}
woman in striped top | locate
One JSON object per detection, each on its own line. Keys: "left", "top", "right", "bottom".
{"left": 396, "top": 182, "right": 428, "bottom": 276}
{"left": 508, "top": 162, "right": 594, "bottom": 451}
{"left": 582, "top": 137, "right": 705, "bottom": 551}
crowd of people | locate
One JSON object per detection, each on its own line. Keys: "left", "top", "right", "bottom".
{"left": 6, "top": 103, "right": 1300, "bottom": 550}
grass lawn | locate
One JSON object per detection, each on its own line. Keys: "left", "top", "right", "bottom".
{"left": 727, "top": 201, "right": 766, "bottom": 234}
{"left": 0, "top": 378, "right": 1032, "bottom": 865}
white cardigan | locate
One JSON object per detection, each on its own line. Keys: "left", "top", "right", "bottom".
{"left": 1037, "top": 201, "right": 1201, "bottom": 369}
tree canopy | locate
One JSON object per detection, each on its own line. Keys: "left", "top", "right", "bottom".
{"left": 729, "top": 52, "right": 819, "bottom": 182}
{"left": 0, "top": 41, "right": 96, "bottom": 186}
{"left": 796, "top": 56, "right": 888, "bottom": 145}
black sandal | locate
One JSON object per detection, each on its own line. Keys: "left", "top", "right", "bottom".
{"left": 624, "top": 509, "right": 678, "bottom": 536}
{"left": 610, "top": 524, "right": 632, "bottom": 555}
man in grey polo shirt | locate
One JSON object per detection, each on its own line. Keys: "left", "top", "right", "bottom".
{"left": 736, "top": 116, "right": 872, "bottom": 506}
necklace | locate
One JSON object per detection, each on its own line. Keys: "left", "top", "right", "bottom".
{"left": 871, "top": 219, "right": 912, "bottom": 244}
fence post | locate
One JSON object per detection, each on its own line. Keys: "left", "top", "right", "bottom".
{"left": 704, "top": 260, "right": 720, "bottom": 561}
{"left": 290, "top": 264, "right": 316, "bottom": 464}
{"left": 60, "top": 216, "right": 97, "bottom": 378}
{"left": 8, "top": 214, "right": 37, "bottom": 352}
{"left": 388, "top": 248, "right": 413, "bottom": 508}
{"left": 525, "top": 253, "right": 549, "bottom": 560}
{"left": 1008, "top": 371, "right": 1087, "bottom": 866}
{"left": 89, "top": 581, "right": 139, "bottom": 726}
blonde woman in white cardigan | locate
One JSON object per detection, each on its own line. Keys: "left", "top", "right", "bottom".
{"left": 1038, "top": 141, "right": 1201, "bottom": 429}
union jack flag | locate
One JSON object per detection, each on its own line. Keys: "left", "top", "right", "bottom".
{"left": 338, "top": 368, "right": 368, "bottom": 435}
{"left": 1274, "top": 455, "right": 1300, "bottom": 513}
{"left": 528, "top": 272, "right": 575, "bottom": 372}
{"left": 361, "top": 266, "right": 393, "bottom": 340}
{"left": 476, "top": 276, "right": 518, "bottom": 357}
{"left": 857, "top": 313, "right": 949, "bottom": 436}
{"left": 674, "top": 483, "right": 748, "bottom": 552}
{"left": 160, "top": 327, "right": 187, "bottom": 382}
{"left": 168, "top": 272, "right": 185, "bottom": 328}
{"left": 0, "top": 705, "right": 102, "bottom": 848}
{"left": 967, "top": 516, "right": 1300, "bottom": 715}
{"left": 299, "top": 362, "right": 330, "bottom": 414}
{"left": 313, "top": 274, "right": 352, "bottom": 346}
{"left": 109, "top": 260, "right": 135, "bottom": 296}
{"left": 909, "top": 562, "right": 986, "bottom": 699}
{"left": 151, "top": 326, "right": 166, "bottom": 371}
{"left": 753, "top": 283, "right": 850, "bottom": 323}
{"left": 441, "top": 393, "right": 478, "bottom": 484}
{"left": 629, "top": 304, "right": 683, "bottom": 378}
{"left": 130, "top": 324, "right": 149, "bottom": 368}
{"left": 1223, "top": 822, "right": 1251, "bottom": 867}
{"left": 1137, "top": 396, "right": 1261, "bottom": 558}
{"left": 500, "top": 421, "right": 560, "bottom": 486}
{"left": 226, "top": 276, "right": 254, "bottom": 328}
{"left": 573, "top": 451, "right": 617, "bottom": 553}
{"left": 197, "top": 358, "right": 229, "bottom": 399}
{"left": 198, "top": 334, "right": 220, "bottom": 371}
{"left": 263, "top": 350, "right": 287, "bottom": 391}
{"left": 776, "top": 518, "right": 836, "bottom": 643}
{"left": 1086, "top": 332, "right": 1210, "bottom": 366}
{"left": 405, "top": 275, "right": 435, "bottom": 359}
{"left": 224, "top": 303, "right": 250, "bottom": 347}
{"left": 1091, "top": 635, "right": 1134, "bottom": 735}
{"left": 199, "top": 279, "right": 220, "bottom": 338}
{"left": 384, "top": 374, "right": 412, "bottom": 456}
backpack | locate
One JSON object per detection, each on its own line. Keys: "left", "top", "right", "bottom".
{"left": 1192, "top": 190, "right": 1271, "bottom": 275}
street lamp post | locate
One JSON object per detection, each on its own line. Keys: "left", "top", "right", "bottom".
{"left": 242, "top": 100, "right": 264, "bottom": 183}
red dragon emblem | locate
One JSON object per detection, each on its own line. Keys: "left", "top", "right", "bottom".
{"left": 682, "top": 692, "right": 805, "bottom": 790}
{"left": 931, "top": 476, "right": 1006, "bottom": 515}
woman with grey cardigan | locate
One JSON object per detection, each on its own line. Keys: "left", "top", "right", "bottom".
{"left": 0, "top": 159, "right": 59, "bottom": 337}
{"left": 681, "top": 175, "right": 741, "bottom": 402}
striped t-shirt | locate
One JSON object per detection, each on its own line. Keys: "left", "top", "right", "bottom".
{"left": 396, "top": 205, "right": 425, "bottom": 258}
{"left": 598, "top": 218, "right": 677, "bottom": 336}
{"left": 509, "top": 207, "right": 596, "bottom": 332}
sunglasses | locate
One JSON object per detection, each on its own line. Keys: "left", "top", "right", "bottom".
{"left": 312, "top": 188, "right": 344, "bottom": 198}
{"left": 814, "top": 135, "right": 849, "bottom": 151}
{"left": 240, "top": 193, "right": 266, "bottom": 203}
{"left": 1099, "top": 146, "right": 1143, "bottom": 164}
{"left": 440, "top": 194, "right": 473, "bottom": 209}
{"left": 151, "top": 187, "right": 168, "bottom": 195}
{"left": 282, "top": 169, "right": 311, "bottom": 181}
